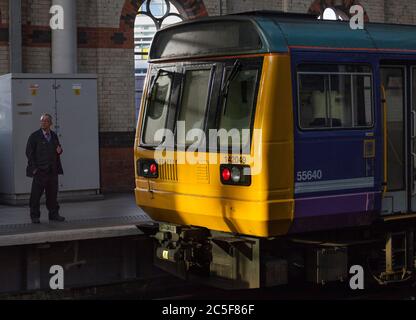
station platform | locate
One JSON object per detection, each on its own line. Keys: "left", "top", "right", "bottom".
{"left": 0, "top": 193, "right": 153, "bottom": 247}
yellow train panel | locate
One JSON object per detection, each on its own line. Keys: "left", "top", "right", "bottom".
{"left": 134, "top": 53, "right": 294, "bottom": 237}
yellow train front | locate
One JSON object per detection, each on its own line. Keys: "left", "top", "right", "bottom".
{"left": 135, "top": 12, "right": 416, "bottom": 288}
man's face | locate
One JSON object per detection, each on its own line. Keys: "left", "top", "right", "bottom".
{"left": 40, "top": 116, "right": 52, "bottom": 131}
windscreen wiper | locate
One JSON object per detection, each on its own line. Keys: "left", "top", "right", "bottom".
{"left": 147, "top": 69, "right": 175, "bottom": 100}
{"left": 222, "top": 60, "right": 241, "bottom": 95}
{"left": 221, "top": 60, "right": 242, "bottom": 114}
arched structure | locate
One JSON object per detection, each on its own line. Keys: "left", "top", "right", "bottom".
{"left": 121, "top": 0, "right": 208, "bottom": 28}
{"left": 308, "top": 0, "right": 370, "bottom": 22}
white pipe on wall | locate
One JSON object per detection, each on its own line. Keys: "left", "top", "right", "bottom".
{"left": 51, "top": 0, "right": 77, "bottom": 74}
{"left": 282, "top": 0, "right": 290, "bottom": 12}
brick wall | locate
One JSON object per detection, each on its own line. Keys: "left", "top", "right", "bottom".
{"left": 384, "top": 0, "right": 416, "bottom": 25}
{"left": 363, "top": 0, "right": 385, "bottom": 22}
{"left": 0, "top": 0, "right": 8, "bottom": 74}
{"left": 203, "top": 0, "right": 399, "bottom": 23}
{"left": 1, "top": 0, "right": 414, "bottom": 75}
{"left": 219, "top": 0, "right": 283, "bottom": 13}
{"left": 82, "top": 0, "right": 136, "bottom": 192}
{"left": 0, "top": 46, "right": 7, "bottom": 74}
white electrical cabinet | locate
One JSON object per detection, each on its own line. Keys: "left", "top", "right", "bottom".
{"left": 0, "top": 74, "right": 101, "bottom": 204}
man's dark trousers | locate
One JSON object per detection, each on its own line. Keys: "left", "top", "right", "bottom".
{"left": 29, "top": 169, "right": 60, "bottom": 219}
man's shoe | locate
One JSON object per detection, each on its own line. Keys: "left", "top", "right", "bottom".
{"left": 31, "top": 218, "right": 40, "bottom": 224}
{"left": 49, "top": 214, "right": 65, "bottom": 222}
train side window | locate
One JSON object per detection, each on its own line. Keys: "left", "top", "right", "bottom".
{"left": 329, "top": 74, "right": 352, "bottom": 128}
{"left": 352, "top": 75, "right": 373, "bottom": 127}
{"left": 298, "top": 65, "right": 373, "bottom": 130}
{"left": 298, "top": 74, "right": 327, "bottom": 128}
{"left": 142, "top": 71, "right": 173, "bottom": 145}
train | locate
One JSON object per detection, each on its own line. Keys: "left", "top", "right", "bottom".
{"left": 134, "top": 11, "right": 416, "bottom": 289}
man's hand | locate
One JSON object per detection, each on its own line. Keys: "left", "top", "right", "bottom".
{"left": 56, "top": 146, "right": 63, "bottom": 155}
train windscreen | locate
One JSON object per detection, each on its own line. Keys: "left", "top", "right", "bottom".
{"left": 141, "top": 61, "right": 260, "bottom": 153}
{"left": 218, "top": 67, "right": 259, "bottom": 151}
{"left": 177, "top": 69, "right": 212, "bottom": 146}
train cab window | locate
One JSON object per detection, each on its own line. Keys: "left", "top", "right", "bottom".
{"left": 218, "top": 68, "right": 259, "bottom": 150}
{"left": 177, "top": 69, "right": 212, "bottom": 146}
{"left": 142, "top": 71, "right": 173, "bottom": 145}
{"left": 298, "top": 64, "right": 373, "bottom": 130}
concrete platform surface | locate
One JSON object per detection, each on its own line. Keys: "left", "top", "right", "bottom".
{"left": 0, "top": 194, "right": 153, "bottom": 246}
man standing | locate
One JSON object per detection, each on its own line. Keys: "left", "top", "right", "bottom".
{"left": 26, "top": 114, "right": 65, "bottom": 224}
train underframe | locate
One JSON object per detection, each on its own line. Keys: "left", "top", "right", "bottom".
{"left": 138, "top": 218, "right": 416, "bottom": 290}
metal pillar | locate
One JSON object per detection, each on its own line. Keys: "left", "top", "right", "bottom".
{"left": 282, "top": 0, "right": 290, "bottom": 12}
{"left": 9, "top": 0, "right": 22, "bottom": 73}
{"left": 51, "top": 0, "right": 77, "bottom": 74}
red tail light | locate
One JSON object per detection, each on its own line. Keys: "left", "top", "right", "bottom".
{"left": 150, "top": 163, "right": 157, "bottom": 175}
{"left": 221, "top": 167, "right": 231, "bottom": 181}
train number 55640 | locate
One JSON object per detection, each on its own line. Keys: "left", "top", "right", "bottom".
{"left": 296, "top": 170, "right": 323, "bottom": 182}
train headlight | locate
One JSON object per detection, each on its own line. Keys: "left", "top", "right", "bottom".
{"left": 142, "top": 163, "right": 150, "bottom": 175}
{"left": 231, "top": 167, "right": 241, "bottom": 183}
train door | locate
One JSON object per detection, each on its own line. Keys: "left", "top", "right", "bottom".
{"left": 381, "top": 65, "right": 416, "bottom": 215}
{"left": 381, "top": 66, "right": 407, "bottom": 214}
{"left": 411, "top": 67, "right": 416, "bottom": 213}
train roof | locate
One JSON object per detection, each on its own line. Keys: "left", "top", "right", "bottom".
{"left": 149, "top": 10, "right": 416, "bottom": 61}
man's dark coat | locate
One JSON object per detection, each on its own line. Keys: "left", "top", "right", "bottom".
{"left": 26, "top": 129, "right": 64, "bottom": 178}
